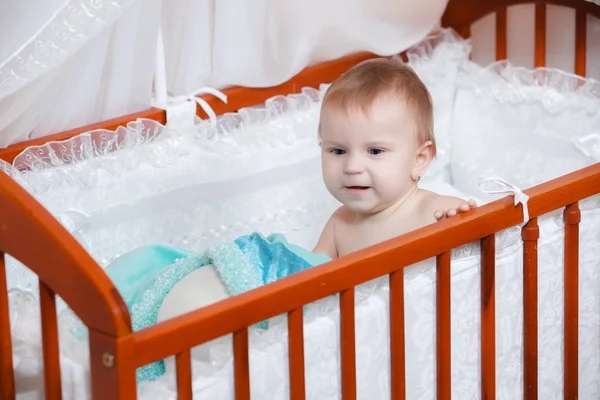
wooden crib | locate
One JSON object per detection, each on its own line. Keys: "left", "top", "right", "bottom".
{"left": 1, "top": 0, "right": 600, "bottom": 399}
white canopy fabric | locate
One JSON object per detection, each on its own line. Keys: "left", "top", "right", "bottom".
{"left": 1, "top": 0, "right": 599, "bottom": 147}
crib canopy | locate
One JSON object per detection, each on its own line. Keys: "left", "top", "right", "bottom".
{"left": 0, "top": 0, "right": 449, "bottom": 147}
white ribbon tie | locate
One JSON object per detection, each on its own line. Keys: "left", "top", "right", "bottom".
{"left": 478, "top": 176, "right": 530, "bottom": 223}
{"left": 154, "top": 86, "right": 228, "bottom": 128}
{"left": 183, "top": 86, "right": 228, "bottom": 124}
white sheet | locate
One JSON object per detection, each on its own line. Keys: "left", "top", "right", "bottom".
{"left": 4, "top": 28, "right": 600, "bottom": 399}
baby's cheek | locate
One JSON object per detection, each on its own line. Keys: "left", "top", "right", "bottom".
{"left": 322, "top": 160, "right": 339, "bottom": 180}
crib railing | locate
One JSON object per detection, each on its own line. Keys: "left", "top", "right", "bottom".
{"left": 0, "top": 171, "right": 133, "bottom": 399}
{"left": 127, "top": 162, "right": 599, "bottom": 400}
{"left": 442, "top": 0, "right": 600, "bottom": 75}
{"left": 2, "top": 1, "right": 600, "bottom": 399}
{"left": 2, "top": 163, "right": 598, "bottom": 400}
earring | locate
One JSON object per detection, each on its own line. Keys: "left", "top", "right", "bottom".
{"left": 416, "top": 175, "right": 421, "bottom": 182}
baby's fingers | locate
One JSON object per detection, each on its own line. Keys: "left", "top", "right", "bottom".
{"left": 434, "top": 210, "right": 445, "bottom": 221}
{"left": 458, "top": 203, "right": 471, "bottom": 212}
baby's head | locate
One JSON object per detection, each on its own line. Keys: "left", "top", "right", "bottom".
{"left": 319, "top": 58, "right": 435, "bottom": 215}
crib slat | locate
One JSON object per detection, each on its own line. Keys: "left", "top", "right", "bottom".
{"left": 288, "top": 307, "right": 306, "bottom": 400}
{"left": 563, "top": 203, "right": 580, "bottom": 400}
{"left": 175, "top": 350, "right": 193, "bottom": 400}
{"left": 39, "top": 280, "right": 62, "bottom": 399}
{"left": 436, "top": 252, "right": 451, "bottom": 400}
{"left": 480, "top": 235, "right": 496, "bottom": 400}
{"left": 340, "top": 288, "right": 357, "bottom": 400}
{"left": 534, "top": 3, "right": 546, "bottom": 67}
{"left": 233, "top": 328, "right": 251, "bottom": 400}
{"left": 575, "top": 11, "right": 587, "bottom": 77}
{"left": 389, "top": 270, "right": 406, "bottom": 400}
{"left": 0, "top": 252, "right": 16, "bottom": 400}
{"left": 496, "top": 8, "right": 507, "bottom": 60}
{"left": 522, "top": 218, "right": 539, "bottom": 400}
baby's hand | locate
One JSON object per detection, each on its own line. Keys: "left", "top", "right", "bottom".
{"left": 434, "top": 199, "right": 477, "bottom": 221}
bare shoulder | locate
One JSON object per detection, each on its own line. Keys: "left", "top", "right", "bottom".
{"left": 419, "top": 189, "right": 470, "bottom": 212}
{"left": 433, "top": 194, "right": 470, "bottom": 209}
{"left": 418, "top": 189, "right": 477, "bottom": 221}
{"left": 312, "top": 206, "right": 346, "bottom": 259}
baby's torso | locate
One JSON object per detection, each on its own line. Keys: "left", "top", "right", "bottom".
{"left": 334, "top": 208, "right": 435, "bottom": 257}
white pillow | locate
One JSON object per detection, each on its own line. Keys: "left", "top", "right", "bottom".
{"left": 448, "top": 60, "right": 600, "bottom": 201}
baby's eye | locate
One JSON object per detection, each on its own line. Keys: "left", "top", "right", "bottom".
{"left": 368, "top": 148, "right": 384, "bottom": 155}
{"left": 330, "top": 148, "right": 346, "bottom": 155}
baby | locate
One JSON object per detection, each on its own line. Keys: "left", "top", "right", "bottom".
{"left": 313, "top": 58, "right": 476, "bottom": 258}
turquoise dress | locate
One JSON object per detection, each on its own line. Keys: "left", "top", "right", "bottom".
{"left": 100, "top": 232, "right": 331, "bottom": 382}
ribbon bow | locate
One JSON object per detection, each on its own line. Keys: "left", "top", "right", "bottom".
{"left": 478, "top": 176, "right": 530, "bottom": 223}
{"left": 170, "top": 86, "right": 228, "bottom": 126}
{"left": 181, "top": 86, "right": 228, "bottom": 124}
{"left": 154, "top": 86, "right": 228, "bottom": 129}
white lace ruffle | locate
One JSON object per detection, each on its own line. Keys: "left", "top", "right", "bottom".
{"left": 465, "top": 60, "right": 600, "bottom": 114}
{"left": 13, "top": 118, "right": 164, "bottom": 172}
{"left": 0, "top": 158, "right": 17, "bottom": 177}
{"left": 0, "top": 0, "right": 137, "bottom": 101}
{"left": 400, "top": 27, "right": 472, "bottom": 74}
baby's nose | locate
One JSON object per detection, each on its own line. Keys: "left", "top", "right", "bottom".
{"left": 343, "top": 155, "right": 365, "bottom": 174}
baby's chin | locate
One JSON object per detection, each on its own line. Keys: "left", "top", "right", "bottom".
{"left": 339, "top": 199, "right": 385, "bottom": 216}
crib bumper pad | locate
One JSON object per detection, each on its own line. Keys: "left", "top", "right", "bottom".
{"left": 98, "top": 232, "right": 331, "bottom": 382}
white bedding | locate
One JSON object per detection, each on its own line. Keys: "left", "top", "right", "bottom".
{"left": 3, "top": 28, "right": 600, "bottom": 399}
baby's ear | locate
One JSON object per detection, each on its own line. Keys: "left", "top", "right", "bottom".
{"left": 412, "top": 140, "right": 434, "bottom": 178}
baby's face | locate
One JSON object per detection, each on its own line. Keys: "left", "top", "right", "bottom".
{"left": 319, "top": 97, "right": 419, "bottom": 215}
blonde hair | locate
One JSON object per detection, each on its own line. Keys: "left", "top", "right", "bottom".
{"left": 321, "top": 58, "right": 436, "bottom": 157}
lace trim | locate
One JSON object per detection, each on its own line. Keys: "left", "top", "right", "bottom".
{"left": 12, "top": 118, "right": 164, "bottom": 172}
{"left": 0, "top": 158, "right": 17, "bottom": 177}
{"left": 401, "top": 28, "right": 471, "bottom": 67}
{"left": 464, "top": 60, "right": 600, "bottom": 114}
{"left": 0, "top": 0, "right": 136, "bottom": 101}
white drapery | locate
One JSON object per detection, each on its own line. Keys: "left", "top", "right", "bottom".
{"left": 0, "top": 0, "right": 162, "bottom": 147}
{"left": 1, "top": 0, "right": 600, "bottom": 147}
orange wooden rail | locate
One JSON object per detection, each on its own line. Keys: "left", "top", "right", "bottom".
{"left": 480, "top": 235, "right": 496, "bottom": 400}
{"left": 0, "top": 252, "right": 13, "bottom": 400}
{"left": 1, "top": 1, "right": 599, "bottom": 399}
{"left": 563, "top": 203, "right": 580, "bottom": 400}
{"left": 389, "top": 269, "right": 406, "bottom": 400}
{"left": 436, "top": 251, "right": 452, "bottom": 400}
{"left": 2, "top": 154, "right": 598, "bottom": 399}
{"left": 134, "top": 162, "right": 599, "bottom": 398}
{"left": 522, "top": 218, "right": 540, "bottom": 398}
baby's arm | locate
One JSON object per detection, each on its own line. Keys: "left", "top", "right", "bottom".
{"left": 433, "top": 196, "right": 477, "bottom": 221}
{"left": 313, "top": 212, "right": 338, "bottom": 259}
